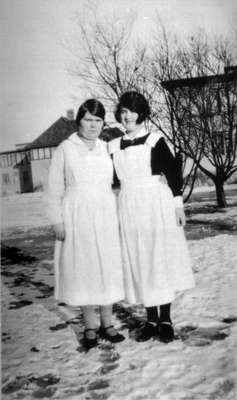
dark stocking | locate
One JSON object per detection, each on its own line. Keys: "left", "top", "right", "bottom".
{"left": 159, "top": 303, "right": 172, "bottom": 323}
{"left": 146, "top": 306, "right": 159, "bottom": 323}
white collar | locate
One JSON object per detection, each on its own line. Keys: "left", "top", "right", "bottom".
{"left": 68, "top": 132, "right": 101, "bottom": 148}
{"left": 123, "top": 125, "right": 148, "bottom": 140}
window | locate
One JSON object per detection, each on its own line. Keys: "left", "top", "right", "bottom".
{"left": 0, "top": 155, "right": 8, "bottom": 168}
{"left": 38, "top": 148, "right": 44, "bottom": 159}
{"left": 30, "top": 147, "right": 55, "bottom": 159}
{"left": 32, "top": 149, "right": 39, "bottom": 160}
{"left": 12, "top": 153, "right": 17, "bottom": 165}
{"left": 16, "top": 152, "right": 22, "bottom": 163}
{"left": 25, "top": 151, "right": 31, "bottom": 163}
{"left": 7, "top": 154, "right": 12, "bottom": 166}
{"left": 2, "top": 173, "right": 10, "bottom": 184}
{"left": 31, "top": 148, "right": 47, "bottom": 160}
{"left": 15, "top": 152, "right": 26, "bottom": 164}
{"left": 44, "top": 147, "right": 51, "bottom": 158}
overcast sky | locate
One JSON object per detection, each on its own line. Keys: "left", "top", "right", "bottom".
{"left": 1, "top": 0, "right": 237, "bottom": 151}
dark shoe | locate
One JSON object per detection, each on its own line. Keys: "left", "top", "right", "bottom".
{"left": 158, "top": 322, "right": 174, "bottom": 343}
{"left": 99, "top": 325, "right": 125, "bottom": 343}
{"left": 83, "top": 329, "right": 98, "bottom": 350}
{"left": 135, "top": 321, "right": 157, "bottom": 342}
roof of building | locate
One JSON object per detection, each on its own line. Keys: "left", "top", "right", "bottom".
{"left": 24, "top": 117, "right": 78, "bottom": 150}
{"left": 0, "top": 117, "right": 124, "bottom": 156}
{"left": 24, "top": 117, "right": 124, "bottom": 150}
{"left": 161, "top": 69, "right": 237, "bottom": 91}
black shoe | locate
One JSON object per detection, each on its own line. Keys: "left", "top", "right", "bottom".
{"left": 158, "top": 322, "right": 174, "bottom": 343}
{"left": 135, "top": 322, "right": 157, "bottom": 342}
{"left": 83, "top": 328, "right": 98, "bottom": 350}
{"left": 99, "top": 325, "right": 125, "bottom": 343}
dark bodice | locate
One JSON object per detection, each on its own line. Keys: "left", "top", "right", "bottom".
{"left": 112, "top": 134, "right": 183, "bottom": 197}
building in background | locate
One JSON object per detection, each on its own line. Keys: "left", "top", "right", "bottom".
{"left": 24, "top": 110, "right": 77, "bottom": 193}
{"left": 0, "top": 110, "right": 122, "bottom": 196}
{"left": 0, "top": 143, "right": 32, "bottom": 196}
{"left": 161, "top": 66, "right": 237, "bottom": 184}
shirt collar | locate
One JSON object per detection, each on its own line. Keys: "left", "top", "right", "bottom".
{"left": 123, "top": 125, "right": 148, "bottom": 140}
{"left": 68, "top": 132, "right": 100, "bottom": 148}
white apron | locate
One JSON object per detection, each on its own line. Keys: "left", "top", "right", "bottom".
{"left": 110, "top": 132, "right": 195, "bottom": 306}
{"left": 48, "top": 133, "right": 124, "bottom": 306}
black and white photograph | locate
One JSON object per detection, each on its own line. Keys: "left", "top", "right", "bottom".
{"left": 1, "top": 1, "right": 237, "bottom": 399}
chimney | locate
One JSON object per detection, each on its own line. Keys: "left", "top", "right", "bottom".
{"left": 66, "top": 109, "right": 75, "bottom": 120}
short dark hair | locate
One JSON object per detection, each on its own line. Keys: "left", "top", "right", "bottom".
{"left": 75, "top": 99, "right": 105, "bottom": 126}
{"left": 115, "top": 91, "right": 150, "bottom": 124}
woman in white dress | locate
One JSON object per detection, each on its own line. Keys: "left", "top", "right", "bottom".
{"left": 109, "top": 91, "right": 195, "bottom": 343}
{"left": 47, "top": 99, "right": 125, "bottom": 349}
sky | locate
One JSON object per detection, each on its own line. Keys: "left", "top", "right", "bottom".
{"left": 1, "top": 0, "right": 237, "bottom": 151}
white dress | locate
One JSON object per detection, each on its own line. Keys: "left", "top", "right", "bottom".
{"left": 47, "top": 132, "right": 124, "bottom": 306}
{"left": 109, "top": 128, "right": 195, "bottom": 307}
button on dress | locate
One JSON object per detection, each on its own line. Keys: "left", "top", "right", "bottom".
{"left": 47, "top": 133, "right": 124, "bottom": 306}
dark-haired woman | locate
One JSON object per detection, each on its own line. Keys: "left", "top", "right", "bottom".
{"left": 109, "top": 91, "right": 195, "bottom": 343}
{"left": 47, "top": 99, "right": 125, "bottom": 349}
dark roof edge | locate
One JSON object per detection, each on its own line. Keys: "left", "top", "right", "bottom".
{"left": 161, "top": 71, "right": 237, "bottom": 90}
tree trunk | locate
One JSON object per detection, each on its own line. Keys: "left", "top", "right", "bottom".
{"left": 214, "top": 180, "right": 227, "bottom": 207}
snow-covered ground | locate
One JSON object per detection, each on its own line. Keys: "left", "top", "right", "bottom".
{"left": 1, "top": 189, "right": 237, "bottom": 400}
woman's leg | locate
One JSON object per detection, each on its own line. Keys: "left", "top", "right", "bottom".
{"left": 100, "top": 304, "right": 113, "bottom": 328}
{"left": 146, "top": 306, "right": 159, "bottom": 323}
{"left": 81, "top": 305, "right": 97, "bottom": 339}
{"left": 159, "top": 303, "right": 171, "bottom": 323}
{"left": 158, "top": 303, "right": 174, "bottom": 342}
{"left": 99, "top": 305, "right": 125, "bottom": 342}
{"left": 135, "top": 307, "right": 158, "bottom": 342}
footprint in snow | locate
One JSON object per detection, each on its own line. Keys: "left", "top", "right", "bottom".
{"left": 88, "top": 379, "right": 110, "bottom": 391}
{"left": 177, "top": 325, "right": 229, "bottom": 346}
{"left": 221, "top": 317, "right": 237, "bottom": 324}
{"left": 2, "top": 373, "right": 60, "bottom": 395}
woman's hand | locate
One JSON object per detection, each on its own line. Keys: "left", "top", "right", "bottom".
{"left": 53, "top": 223, "right": 65, "bottom": 241}
{"left": 175, "top": 207, "right": 186, "bottom": 227}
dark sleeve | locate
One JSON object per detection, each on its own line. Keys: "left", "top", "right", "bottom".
{"left": 151, "top": 137, "right": 183, "bottom": 196}
{"left": 111, "top": 154, "right": 120, "bottom": 189}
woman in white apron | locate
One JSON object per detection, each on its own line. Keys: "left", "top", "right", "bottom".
{"left": 47, "top": 99, "right": 125, "bottom": 349}
{"left": 109, "top": 91, "right": 195, "bottom": 343}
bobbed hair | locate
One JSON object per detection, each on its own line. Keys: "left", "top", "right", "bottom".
{"left": 75, "top": 99, "right": 105, "bottom": 126}
{"left": 115, "top": 91, "right": 150, "bottom": 124}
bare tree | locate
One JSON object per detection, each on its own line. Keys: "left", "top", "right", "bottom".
{"left": 69, "top": 9, "right": 237, "bottom": 206}
{"left": 150, "top": 27, "right": 237, "bottom": 206}
{"left": 143, "top": 25, "right": 201, "bottom": 201}
{"left": 70, "top": 5, "right": 149, "bottom": 107}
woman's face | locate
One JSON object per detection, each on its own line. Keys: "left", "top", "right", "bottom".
{"left": 78, "top": 111, "right": 104, "bottom": 141}
{"left": 120, "top": 107, "right": 139, "bottom": 133}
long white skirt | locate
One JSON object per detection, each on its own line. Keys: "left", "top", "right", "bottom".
{"left": 54, "top": 186, "right": 124, "bottom": 306}
{"left": 118, "top": 176, "right": 195, "bottom": 307}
